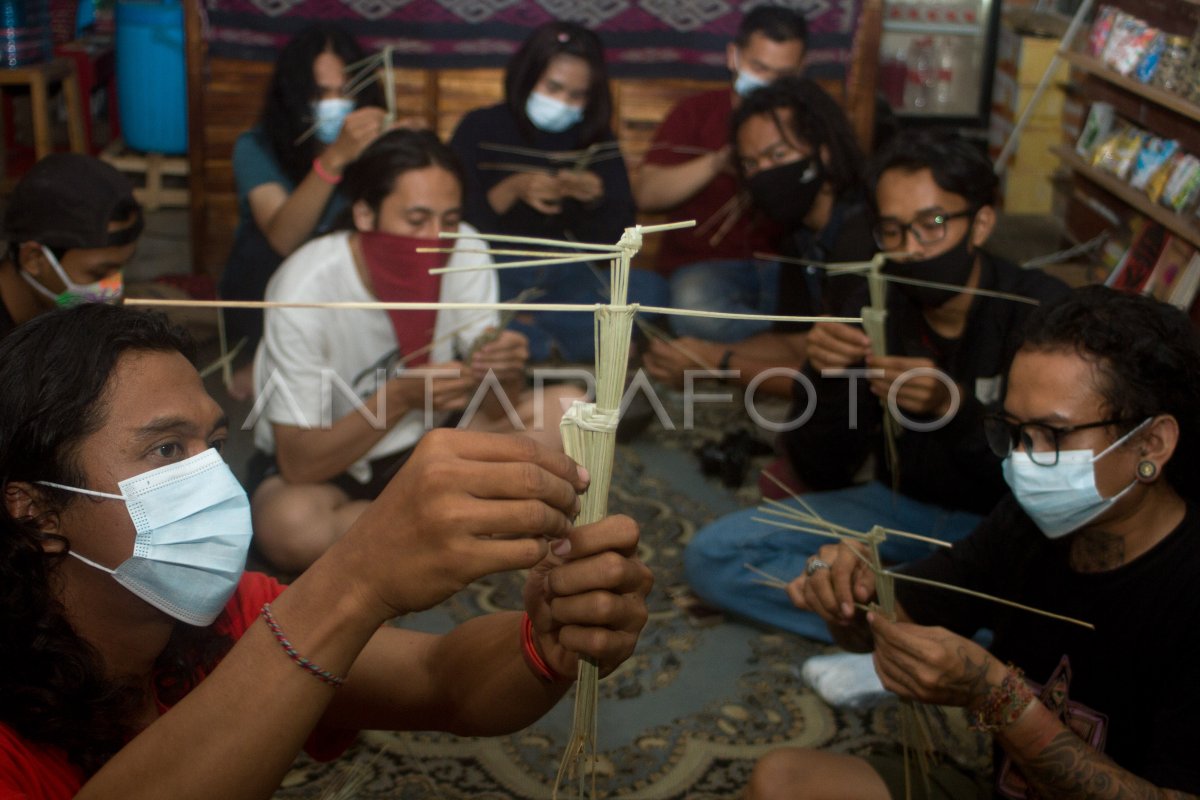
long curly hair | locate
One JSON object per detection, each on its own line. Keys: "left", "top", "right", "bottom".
{"left": 0, "top": 305, "right": 235, "bottom": 776}
{"left": 1019, "top": 285, "right": 1200, "bottom": 502}
{"left": 260, "top": 23, "right": 386, "bottom": 185}
{"left": 730, "top": 76, "right": 865, "bottom": 200}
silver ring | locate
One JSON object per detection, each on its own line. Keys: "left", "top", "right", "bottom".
{"left": 806, "top": 558, "right": 831, "bottom": 577}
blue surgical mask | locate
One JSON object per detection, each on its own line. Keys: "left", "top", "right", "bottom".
{"left": 525, "top": 91, "right": 583, "bottom": 133}
{"left": 734, "top": 68, "right": 769, "bottom": 97}
{"left": 41, "top": 448, "right": 252, "bottom": 626}
{"left": 20, "top": 246, "right": 123, "bottom": 307}
{"left": 311, "top": 97, "right": 354, "bottom": 144}
{"left": 1002, "top": 419, "right": 1151, "bottom": 539}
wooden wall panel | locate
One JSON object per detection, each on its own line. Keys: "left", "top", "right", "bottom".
{"left": 187, "top": 21, "right": 879, "bottom": 274}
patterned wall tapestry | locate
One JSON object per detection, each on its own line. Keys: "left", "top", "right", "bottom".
{"left": 203, "top": 0, "right": 862, "bottom": 80}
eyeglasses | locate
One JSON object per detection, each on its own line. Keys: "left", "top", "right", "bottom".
{"left": 983, "top": 414, "right": 1139, "bottom": 467}
{"left": 873, "top": 209, "right": 975, "bottom": 251}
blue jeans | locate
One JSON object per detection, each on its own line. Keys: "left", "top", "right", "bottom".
{"left": 683, "top": 481, "right": 984, "bottom": 642}
{"left": 500, "top": 263, "right": 669, "bottom": 363}
{"left": 668, "top": 258, "right": 780, "bottom": 342}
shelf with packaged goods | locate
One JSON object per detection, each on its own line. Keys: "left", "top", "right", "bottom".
{"left": 1060, "top": 51, "right": 1200, "bottom": 125}
{"left": 1053, "top": 146, "right": 1200, "bottom": 249}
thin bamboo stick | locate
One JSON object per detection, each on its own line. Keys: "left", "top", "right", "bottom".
{"left": 418, "top": 247, "right": 594, "bottom": 258}
{"left": 430, "top": 254, "right": 615, "bottom": 274}
{"left": 437, "top": 229, "right": 622, "bottom": 253}
{"left": 882, "top": 571, "right": 1094, "bottom": 630}
{"left": 123, "top": 298, "right": 864, "bottom": 329}
{"left": 642, "top": 306, "right": 861, "bottom": 324}
{"left": 632, "top": 318, "right": 719, "bottom": 371}
{"left": 477, "top": 162, "right": 557, "bottom": 175}
{"left": 125, "top": 298, "right": 602, "bottom": 313}
{"left": 743, "top": 563, "right": 789, "bottom": 589}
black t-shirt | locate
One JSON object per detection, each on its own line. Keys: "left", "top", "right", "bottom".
{"left": 0, "top": 294, "right": 15, "bottom": 339}
{"left": 781, "top": 253, "right": 1070, "bottom": 514}
{"left": 773, "top": 202, "right": 876, "bottom": 334}
{"left": 448, "top": 103, "right": 634, "bottom": 246}
{"left": 899, "top": 497, "right": 1200, "bottom": 793}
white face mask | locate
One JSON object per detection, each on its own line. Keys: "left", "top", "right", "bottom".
{"left": 311, "top": 97, "right": 354, "bottom": 144}
{"left": 731, "top": 51, "right": 770, "bottom": 97}
{"left": 41, "top": 448, "right": 252, "bottom": 626}
{"left": 1002, "top": 418, "right": 1151, "bottom": 539}
{"left": 20, "top": 246, "right": 123, "bottom": 307}
{"left": 525, "top": 91, "right": 583, "bottom": 133}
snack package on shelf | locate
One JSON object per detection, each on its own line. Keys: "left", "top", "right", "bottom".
{"left": 1161, "top": 154, "right": 1200, "bottom": 213}
{"left": 1090, "top": 5, "right": 1119, "bottom": 58}
{"left": 1092, "top": 126, "right": 1147, "bottom": 180}
{"left": 1131, "top": 137, "right": 1180, "bottom": 191}
{"left": 1103, "top": 14, "right": 1156, "bottom": 77}
{"left": 1151, "top": 34, "right": 1191, "bottom": 94}
{"left": 1076, "top": 102, "right": 1116, "bottom": 157}
{"left": 1186, "top": 23, "right": 1200, "bottom": 104}
{"left": 1135, "top": 31, "right": 1166, "bottom": 83}
{"left": 1147, "top": 151, "right": 1184, "bottom": 203}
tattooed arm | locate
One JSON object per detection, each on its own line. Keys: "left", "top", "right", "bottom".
{"left": 866, "top": 616, "right": 1196, "bottom": 798}
{"left": 998, "top": 701, "right": 1196, "bottom": 799}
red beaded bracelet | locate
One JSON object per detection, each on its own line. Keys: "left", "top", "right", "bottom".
{"left": 521, "top": 612, "right": 569, "bottom": 683}
{"left": 260, "top": 603, "right": 346, "bottom": 688}
{"left": 311, "top": 156, "right": 342, "bottom": 185}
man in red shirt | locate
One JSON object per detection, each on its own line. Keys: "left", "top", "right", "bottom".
{"left": 0, "top": 304, "right": 651, "bottom": 799}
{"left": 633, "top": 6, "right": 806, "bottom": 340}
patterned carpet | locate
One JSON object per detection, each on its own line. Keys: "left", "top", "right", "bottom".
{"left": 272, "top": 394, "right": 990, "bottom": 799}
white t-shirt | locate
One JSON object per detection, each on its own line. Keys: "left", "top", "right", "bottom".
{"left": 252, "top": 226, "right": 498, "bottom": 484}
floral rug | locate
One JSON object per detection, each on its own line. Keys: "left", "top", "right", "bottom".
{"left": 273, "top": 395, "right": 990, "bottom": 799}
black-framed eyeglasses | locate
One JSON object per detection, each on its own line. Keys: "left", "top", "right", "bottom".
{"left": 873, "top": 209, "right": 975, "bottom": 251}
{"left": 983, "top": 413, "right": 1140, "bottom": 467}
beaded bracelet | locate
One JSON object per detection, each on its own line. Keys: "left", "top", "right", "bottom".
{"left": 967, "top": 664, "right": 1036, "bottom": 733}
{"left": 521, "top": 612, "right": 569, "bottom": 683}
{"left": 260, "top": 603, "right": 346, "bottom": 688}
{"left": 311, "top": 156, "right": 342, "bottom": 185}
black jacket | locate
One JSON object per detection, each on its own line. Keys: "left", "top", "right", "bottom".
{"left": 782, "top": 252, "right": 1070, "bottom": 515}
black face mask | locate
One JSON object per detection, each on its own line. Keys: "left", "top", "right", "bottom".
{"left": 883, "top": 228, "right": 977, "bottom": 309}
{"left": 747, "top": 157, "right": 825, "bottom": 228}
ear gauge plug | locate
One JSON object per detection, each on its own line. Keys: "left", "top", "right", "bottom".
{"left": 1137, "top": 460, "right": 1158, "bottom": 480}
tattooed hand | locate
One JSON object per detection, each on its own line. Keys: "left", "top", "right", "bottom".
{"left": 868, "top": 614, "right": 1009, "bottom": 707}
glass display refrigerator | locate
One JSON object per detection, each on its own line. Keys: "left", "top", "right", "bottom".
{"left": 877, "top": 0, "right": 1003, "bottom": 129}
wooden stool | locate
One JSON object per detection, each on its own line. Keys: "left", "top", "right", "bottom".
{"left": 100, "top": 140, "right": 188, "bottom": 210}
{"left": 0, "top": 58, "right": 87, "bottom": 161}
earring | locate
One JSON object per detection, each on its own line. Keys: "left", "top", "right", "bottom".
{"left": 1137, "top": 460, "right": 1158, "bottom": 480}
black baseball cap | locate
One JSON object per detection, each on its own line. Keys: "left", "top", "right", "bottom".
{"left": 3, "top": 154, "right": 143, "bottom": 250}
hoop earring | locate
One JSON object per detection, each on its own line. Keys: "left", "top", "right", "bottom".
{"left": 1137, "top": 460, "right": 1158, "bottom": 481}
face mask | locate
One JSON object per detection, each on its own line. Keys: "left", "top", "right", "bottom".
{"left": 731, "top": 49, "right": 770, "bottom": 97}
{"left": 883, "top": 227, "right": 975, "bottom": 309}
{"left": 311, "top": 97, "right": 354, "bottom": 145}
{"left": 40, "top": 448, "right": 251, "bottom": 626}
{"left": 734, "top": 68, "right": 769, "bottom": 97}
{"left": 358, "top": 230, "right": 446, "bottom": 367}
{"left": 20, "top": 246, "right": 123, "bottom": 307}
{"left": 1002, "top": 419, "right": 1151, "bottom": 539}
{"left": 747, "top": 157, "right": 825, "bottom": 228}
{"left": 525, "top": 91, "right": 583, "bottom": 133}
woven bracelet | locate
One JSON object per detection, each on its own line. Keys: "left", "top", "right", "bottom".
{"left": 260, "top": 603, "right": 346, "bottom": 688}
{"left": 967, "top": 664, "right": 1036, "bottom": 732}
{"left": 521, "top": 612, "right": 570, "bottom": 683}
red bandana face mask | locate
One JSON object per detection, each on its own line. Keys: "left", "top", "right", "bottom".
{"left": 357, "top": 231, "right": 446, "bottom": 366}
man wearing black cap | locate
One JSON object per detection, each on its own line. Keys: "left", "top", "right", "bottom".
{"left": 0, "top": 153, "right": 143, "bottom": 337}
